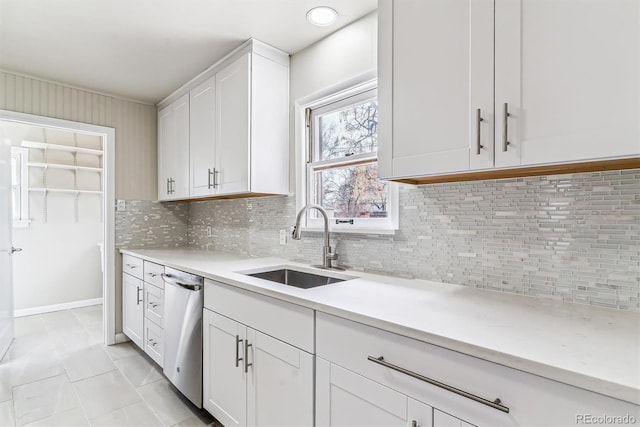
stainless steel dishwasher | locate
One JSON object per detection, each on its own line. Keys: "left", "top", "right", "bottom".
{"left": 161, "top": 267, "right": 204, "bottom": 408}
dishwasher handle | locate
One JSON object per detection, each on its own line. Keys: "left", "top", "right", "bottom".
{"left": 161, "top": 273, "right": 203, "bottom": 291}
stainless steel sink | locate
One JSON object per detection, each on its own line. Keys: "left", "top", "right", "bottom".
{"left": 241, "top": 266, "right": 355, "bottom": 289}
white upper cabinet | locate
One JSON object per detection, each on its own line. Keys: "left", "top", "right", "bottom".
{"left": 189, "top": 76, "right": 217, "bottom": 197}
{"left": 215, "top": 53, "right": 250, "bottom": 195}
{"left": 379, "top": 0, "right": 640, "bottom": 181}
{"left": 157, "top": 39, "right": 289, "bottom": 201}
{"left": 495, "top": 0, "right": 640, "bottom": 168}
{"left": 158, "top": 93, "right": 189, "bottom": 200}
{"left": 378, "top": 0, "right": 493, "bottom": 179}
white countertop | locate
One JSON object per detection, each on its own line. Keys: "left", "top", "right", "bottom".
{"left": 121, "top": 248, "right": 640, "bottom": 405}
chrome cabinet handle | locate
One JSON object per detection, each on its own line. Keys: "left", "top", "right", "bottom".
{"left": 235, "top": 335, "right": 243, "bottom": 367}
{"left": 11, "top": 247, "right": 22, "bottom": 254}
{"left": 367, "top": 356, "right": 509, "bottom": 413}
{"left": 476, "top": 108, "right": 484, "bottom": 155}
{"left": 213, "top": 169, "right": 219, "bottom": 188}
{"left": 208, "top": 168, "right": 214, "bottom": 189}
{"left": 147, "top": 272, "right": 158, "bottom": 277}
{"left": 148, "top": 339, "right": 158, "bottom": 347}
{"left": 147, "top": 302, "right": 158, "bottom": 308}
{"left": 125, "top": 263, "right": 136, "bottom": 269}
{"left": 166, "top": 178, "right": 170, "bottom": 195}
{"left": 244, "top": 339, "right": 252, "bottom": 373}
{"left": 503, "top": 103, "right": 511, "bottom": 152}
{"left": 136, "top": 286, "right": 142, "bottom": 305}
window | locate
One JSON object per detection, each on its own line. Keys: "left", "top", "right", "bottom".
{"left": 11, "top": 147, "right": 29, "bottom": 227}
{"left": 300, "top": 82, "right": 398, "bottom": 233}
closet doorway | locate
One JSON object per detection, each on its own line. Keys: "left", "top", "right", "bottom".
{"left": 0, "top": 110, "right": 116, "bottom": 345}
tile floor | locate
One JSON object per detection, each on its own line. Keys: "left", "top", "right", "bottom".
{"left": 0, "top": 305, "right": 220, "bottom": 427}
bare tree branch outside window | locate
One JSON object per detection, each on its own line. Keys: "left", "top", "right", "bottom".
{"left": 312, "top": 100, "right": 387, "bottom": 219}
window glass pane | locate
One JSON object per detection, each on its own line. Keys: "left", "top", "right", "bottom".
{"left": 317, "top": 100, "right": 378, "bottom": 161}
{"left": 311, "top": 163, "right": 388, "bottom": 219}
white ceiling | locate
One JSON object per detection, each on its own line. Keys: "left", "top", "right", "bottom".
{"left": 0, "top": 0, "right": 377, "bottom": 104}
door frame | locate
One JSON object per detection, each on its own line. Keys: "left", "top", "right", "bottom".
{"left": 0, "top": 109, "right": 117, "bottom": 345}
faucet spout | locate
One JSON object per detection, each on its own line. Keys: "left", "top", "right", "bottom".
{"left": 292, "top": 204, "right": 339, "bottom": 269}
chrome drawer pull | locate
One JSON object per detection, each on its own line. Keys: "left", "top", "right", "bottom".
{"left": 244, "top": 339, "right": 253, "bottom": 373}
{"left": 367, "top": 356, "right": 509, "bottom": 413}
{"left": 235, "top": 335, "right": 243, "bottom": 367}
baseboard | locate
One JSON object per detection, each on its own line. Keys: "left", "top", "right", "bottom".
{"left": 14, "top": 297, "right": 103, "bottom": 318}
{"left": 115, "top": 333, "right": 129, "bottom": 344}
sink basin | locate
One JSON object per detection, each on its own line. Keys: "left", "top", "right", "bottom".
{"left": 242, "top": 266, "right": 355, "bottom": 289}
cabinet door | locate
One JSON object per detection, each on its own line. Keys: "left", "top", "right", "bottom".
{"left": 158, "top": 94, "right": 190, "bottom": 200}
{"left": 122, "top": 273, "right": 144, "bottom": 349}
{"left": 171, "top": 94, "right": 190, "bottom": 198}
{"left": 378, "top": 0, "right": 494, "bottom": 179}
{"left": 190, "top": 76, "right": 217, "bottom": 197}
{"left": 157, "top": 104, "right": 174, "bottom": 200}
{"left": 495, "top": 0, "right": 640, "bottom": 168}
{"left": 216, "top": 53, "right": 250, "bottom": 195}
{"left": 316, "top": 357, "right": 429, "bottom": 427}
{"left": 246, "top": 330, "right": 313, "bottom": 427}
{"left": 203, "top": 309, "right": 247, "bottom": 427}
{"left": 433, "top": 409, "right": 474, "bottom": 427}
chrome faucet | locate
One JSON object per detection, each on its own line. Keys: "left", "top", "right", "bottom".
{"left": 292, "top": 204, "right": 339, "bottom": 269}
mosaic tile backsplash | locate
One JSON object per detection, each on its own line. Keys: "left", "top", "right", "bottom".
{"left": 115, "top": 200, "right": 188, "bottom": 249}
{"left": 115, "top": 171, "right": 639, "bottom": 310}
{"left": 187, "top": 170, "right": 640, "bottom": 311}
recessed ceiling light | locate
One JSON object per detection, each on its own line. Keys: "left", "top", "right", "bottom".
{"left": 306, "top": 6, "right": 338, "bottom": 27}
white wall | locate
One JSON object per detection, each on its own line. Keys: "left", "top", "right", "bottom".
{"left": 288, "top": 12, "right": 377, "bottom": 192}
{"left": 4, "top": 123, "right": 102, "bottom": 311}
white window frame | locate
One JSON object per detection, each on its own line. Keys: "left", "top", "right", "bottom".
{"left": 295, "top": 78, "right": 398, "bottom": 234}
{"left": 10, "top": 147, "right": 29, "bottom": 228}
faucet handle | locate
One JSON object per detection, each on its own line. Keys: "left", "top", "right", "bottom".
{"left": 325, "top": 246, "right": 338, "bottom": 260}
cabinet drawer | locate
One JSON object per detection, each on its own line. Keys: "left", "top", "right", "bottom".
{"left": 144, "top": 283, "right": 164, "bottom": 327}
{"left": 144, "top": 318, "right": 163, "bottom": 366}
{"left": 316, "top": 312, "right": 638, "bottom": 427}
{"left": 122, "top": 254, "right": 143, "bottom": 279}
{"left": 204, "top": 279, "right": 314, "bottom": 353}
{"left": 143, "top": 261, "right": 164, "bottom": 289}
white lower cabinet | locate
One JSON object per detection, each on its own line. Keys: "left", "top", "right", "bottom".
{"left": 316, "top": 357, "right": 432, "bottom": 427}
{"left": 203, "top": 280, "right": 314, "bottom": 427}
{"left": 122, "top": 272, "right": 144, "bottom": 348}
{"left": 122, "top": 255, "right": 166, "bottom": 368}
{"left": 433, "top": 410, "right": 474, "bottom": 427}
{"left": 316, "top": 312, "right": 639, "bottom": 427}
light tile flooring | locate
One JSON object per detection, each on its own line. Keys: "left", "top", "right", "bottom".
{"left": 0, "top": 306, "right": 220, "bottom": 427}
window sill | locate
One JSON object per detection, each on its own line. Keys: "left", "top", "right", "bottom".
{"left": 300, "top": 226, "right": 397, "bottom": 236}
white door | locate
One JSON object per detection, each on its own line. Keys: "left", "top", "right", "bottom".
{"left": 378, "top": 0, "right": 494, "bottom": 179}
{"left": 247, "top": 330, "right": 314, "bottom": 427}
{"left": 316, "top": 358, "right": 431, "bottom": 427}
{"left": 495, "top": 0, "right": 640, "bottom": 168}
{"left": 190, "top": 76, "right": 217, "bottom": 197}
{"left": 0, "top": 137, "right": 14, "bottom": 360}
{"left": 216, "top": 53, "right": 250, "bottom": 195}
{"left": 203, "top": 309, "right": 247, "bottom": 427}
{"left": 122, "top": 273, "right": 144, "bottom": 348}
